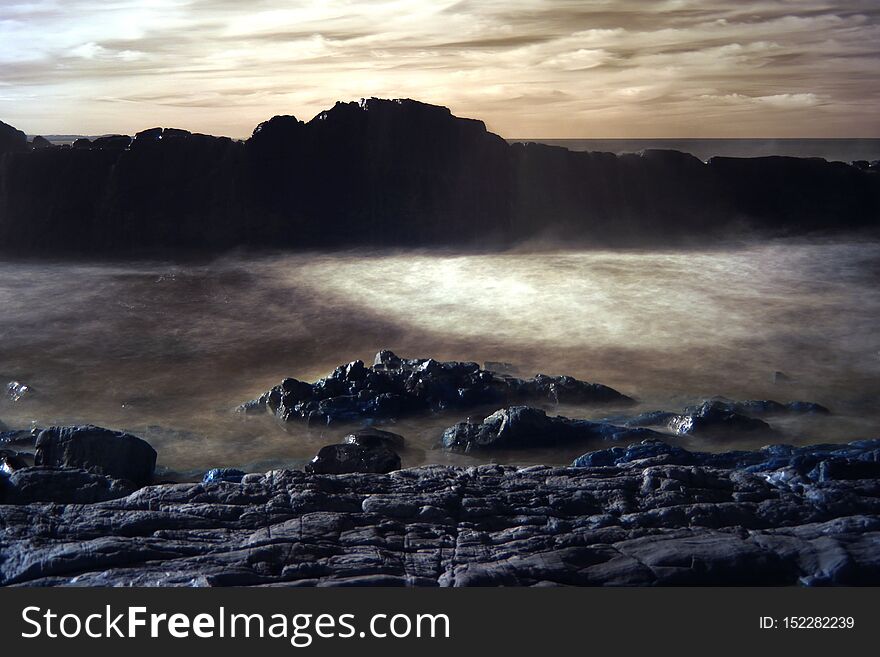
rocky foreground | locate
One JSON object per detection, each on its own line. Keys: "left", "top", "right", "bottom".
{"left": 3, "top": 353, "right": 878, "bottom": 586}
{"left": 2, "top": 436, "right": 880, "bottom": 587}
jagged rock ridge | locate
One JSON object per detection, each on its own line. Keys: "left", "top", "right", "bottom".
{"left": 1, "top": 98, "right": 877, "bottom": 253}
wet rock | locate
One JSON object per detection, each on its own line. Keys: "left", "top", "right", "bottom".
{"left": 572, "top": 438, "right": 880, "bottom": 483}
{"left": 704, "top": 399, "right": 830, "bottom": 416}
{"left": 344, "top": 428, "right": 406, "bottom": 450}
{"left": 443, "top": 406, "right": 660, "bottom": 451}
{"left": 1, "top": 466, "right": 136, "bottom": 504}
{"left": 203, "top": 468, "right": 246, "bottom": 484}
{"left": 0, "top": 428, "right": 38, "bottom": 447}
{"left": 34, "top": 425, "right": 157, "bottom": 486}
{"left": 1, "top": 438, "right": 879, "bottom": 586}
{"left": 669, "top": 400, "right": 775, "bottom": 438}
{"left": 0, "top": 449, "right": 33, "bottom": 475}
{"left": 6, "top": 380, "right": 33, "bottom": 402}
{"left": 247, "top": 351, "right": 631, "bottom": 425}
{"left": 305, "top": 443, "right": 401, "bottom": 475}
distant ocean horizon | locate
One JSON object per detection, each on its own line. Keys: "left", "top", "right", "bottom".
{"left": 508, "top": 138, "right": 880, "bottom": 163}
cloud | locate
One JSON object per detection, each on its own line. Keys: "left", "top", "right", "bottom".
{"left": 0, "top": 0, "right": 877, "bottom": 137}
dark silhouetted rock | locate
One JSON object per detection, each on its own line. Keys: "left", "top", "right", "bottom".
{"left": 34, "top": 425, "right": 157, "bottom": 486}
{"left": 443, "top": 406, "right": 661, "bottom": 451}
{"left": 305, "top": 443, "right": 401, "bottom": 474}
{"left": 91, "top": 134, "right": 131, "bottom": 150}
{"left": 343, "top": 428, "right": 406, "bottom": 449}
{"left": 247, "top": 351, "right": 631, "bottom": 425}
{"left": 72, "top": 138, "right": 92, "bottom": 150}
{"left": 134, "top": 127, "right": 163, "bottom": 144}
{"left": 30, "top": 136, "right": 53, "bottom": 150}
{"left": 0, "top": 120, "right": 27, "bottom": 155}
{"left": 203, "top": 467, "right": 246, "bottom": 484}
{"left": 0, "top": 99, "right": 876, "bottom": 255}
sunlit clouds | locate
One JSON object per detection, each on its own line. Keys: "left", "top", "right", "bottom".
{"left": 1, "top": 0, "right": 878, "bottom": 137}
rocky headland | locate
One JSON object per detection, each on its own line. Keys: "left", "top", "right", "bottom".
{"left": 1, "top": 98, "right": 878, "bottom": 254}
{"left": 2, "top": 353, "right": 879, "bottom": 587}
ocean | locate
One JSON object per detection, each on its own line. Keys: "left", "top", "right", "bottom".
{"left": 509, "top": 138, "right": 880, "bottom": 163}
{"left": 2, "top": 240, "right": 879, "bottom": 478}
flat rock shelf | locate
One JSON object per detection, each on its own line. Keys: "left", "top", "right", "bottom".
{"left": 2, "top": 442, "right": 879, "bottom": 586}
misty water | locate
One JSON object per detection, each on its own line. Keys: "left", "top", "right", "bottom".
{"left": 2, "top": 239, "right": 879, "bottom": 480}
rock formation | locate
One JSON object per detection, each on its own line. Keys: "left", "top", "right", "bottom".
{"left": 1, "top": 437, "right": 879, "bottom": 586}
{"left": 241, "top": 350, "right": 631, "bottom": 425}
{"left": 0, "top": 98, "right": 877, "bottom": 254}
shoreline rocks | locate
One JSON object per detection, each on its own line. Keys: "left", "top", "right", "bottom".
{"left": 242, "top": 350, "right": 632, "bottom": 426}
{"left": 442, "top": 406, "right": 661, "bottom": 451}
{"left": 1, "top": 436, "right": 879, "bottom": 586}
{"left": 34, "top": 425, "right": 157, "bottom": 487}
{"left": 305, "top": 443, "right": 401, "bottom": 475}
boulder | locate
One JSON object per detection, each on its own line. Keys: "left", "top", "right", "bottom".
{"left": 246, "top": 350, "right": 631, "bottom": 425}
{"left": 669, "top": 400, "right": 775, "bottom": 438}
{"left": 71, "top": 138, "right": 92, "bottom": 150}
{"left": 305, "top": 443, "right": 401, "bottom": 475}
{"left": 203, "top": 467, "right": 246, "bottom": 484}
{"left": 443, "top": 406, "right": 660, "bottom": 451}
{"left": 30, "top": 136, "right": 53, "bottom": 150}
{"left": 343, "top": 428, "right": 406, "bottom": 450}
{"left": 34, "top": 425, "right": 157, "bottom": 486}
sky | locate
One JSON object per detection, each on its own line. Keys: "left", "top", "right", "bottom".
{"left": 0, "top": 0, "right": 878, "bottom": 138}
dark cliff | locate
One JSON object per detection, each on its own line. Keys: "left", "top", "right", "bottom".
{"left": 0, "top": 98, "right": 877, "bottom": 254}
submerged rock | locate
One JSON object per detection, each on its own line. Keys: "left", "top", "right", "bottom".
{"left": 668, "top": 400, "right": 776, "bottom": 438}
{"left": 442, "top": 406, "right": 661, "bottom": 451}
{"left": 246, "top": 350, "right": 632, "bottom": 425}
{"left": 34, "top": 425, "right": 157, "bottom": 486}
{"left": 305, "top": 443, "right": 401, "bottom": 475}
{"left": 6, "top": 380, "right": 33, "bottom": 402}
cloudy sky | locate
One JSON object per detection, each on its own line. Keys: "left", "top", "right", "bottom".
{"left": 1, "top": 0, "right": 878, "bottom": 138}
